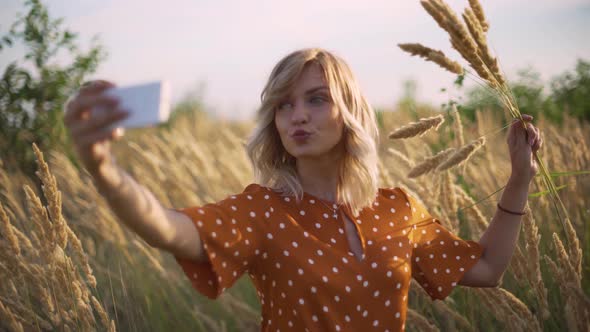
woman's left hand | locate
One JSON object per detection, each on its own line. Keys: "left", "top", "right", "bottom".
{"left": 506, "top": 114, "right": 543, "bottom": 183}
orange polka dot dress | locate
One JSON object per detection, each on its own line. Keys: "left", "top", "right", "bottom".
{"left": 174, "top": 183, "right": 483, "bottom": 331}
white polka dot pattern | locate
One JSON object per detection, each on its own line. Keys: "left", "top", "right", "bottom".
{"left": 174, "top": 184, "right": 483, "bottom": 331}
{"left": 399, "top": 188, "right": 484, "bottom": 301}
{"left": 173, "top": 184, "right": 264, "bottom": 300}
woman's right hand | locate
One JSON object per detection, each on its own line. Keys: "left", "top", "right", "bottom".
{"left": 63, "top": 80, "right": 130, "bottom": 175}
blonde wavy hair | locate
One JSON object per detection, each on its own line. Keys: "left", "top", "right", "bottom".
{"left": 245, "top": 48, "right": 379, "bottom": 216}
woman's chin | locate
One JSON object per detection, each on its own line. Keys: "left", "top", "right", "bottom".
{"left": 289, "top": 148, "right": 325, "bottom": 160}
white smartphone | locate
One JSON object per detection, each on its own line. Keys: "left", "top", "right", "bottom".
{"left": 93, "top": 80, "right": 171, "bottom": 131}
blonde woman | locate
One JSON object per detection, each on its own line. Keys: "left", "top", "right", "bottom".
{"left": 63, "top": 48, "right": 543, "bottom": 331}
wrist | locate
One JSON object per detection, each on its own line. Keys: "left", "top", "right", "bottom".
{"left": 92, "top": 159, "right": 121, "bottom": 192}
{"left": 508, "top": 173, "right": 532, "bottom": 187}
{"left": 497, "top": 202, "right": 526, "bottom": 216}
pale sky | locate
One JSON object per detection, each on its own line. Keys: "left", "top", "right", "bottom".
{"left": 1, "top": 0, "right": 589, "bottom": 120}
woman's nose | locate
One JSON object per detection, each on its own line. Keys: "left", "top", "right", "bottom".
{"left": 291, "top": 102, "right": 309, "bottom": 124}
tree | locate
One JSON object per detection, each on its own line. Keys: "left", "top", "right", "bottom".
{"left": 458, "top": 61, "right": 590, "bottom": 125}
{"left": 0, "top": 0, "right": 105, "bottom": 176}
{"left": 550, "top": 59, "right": 590, "bottom": 123}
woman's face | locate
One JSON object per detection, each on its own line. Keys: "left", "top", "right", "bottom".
{"left": 274, "top": 63, "right": 345, "bottom": 160}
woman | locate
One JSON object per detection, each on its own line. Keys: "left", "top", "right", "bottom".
{"left": 63, "top": 48, "right": 542, "bottom": 331}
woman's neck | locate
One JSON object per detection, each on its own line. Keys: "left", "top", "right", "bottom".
{"left": 296, "top": 155, "right": 342, "bottom": 203}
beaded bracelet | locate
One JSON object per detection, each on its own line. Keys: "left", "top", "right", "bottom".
{"left": 497, "top": 203, "right": 526, "bottom": 216}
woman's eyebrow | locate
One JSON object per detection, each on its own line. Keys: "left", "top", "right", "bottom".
{"left": 304, "top": 86, "right": 329, "bottom": 95}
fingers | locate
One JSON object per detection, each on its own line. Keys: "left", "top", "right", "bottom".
{"left": 64, "top": 80, "right": 117, "bottom": 126}
{"left": 79, "top": 80, "right": 116, "bottom": 95}
{"left": 526, "top": 122, "right": 536, "bottom": 146}
{"left": 506, "top": 121, "right": 517, "bottom": 146}
{"left": 532, "top": 126, "right": 543, "bottom": 152}
{"left": 507, "top": 114, "right": 541, "bottom": 148}
{"left": 508, "top": 118, "right": 527, "bottom": 146}
{"left": 64, "top": 94, "right": 120, "bottom": 127}
{"left": 77, "top": 126, "right": 125, "bottom": 148}
{"left": 69, "top": 107, "right": 129, "bottom": 138}
{"left": 520, "top": 114, "right": 543, "bottom": 149}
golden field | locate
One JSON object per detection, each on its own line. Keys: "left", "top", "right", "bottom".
{"left": 0, "top": 106, "right": 588, "bottom": 331}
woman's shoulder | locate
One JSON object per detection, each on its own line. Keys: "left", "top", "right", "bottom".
{"left": 209, "top": 183, "right": 274, "bottom": 214}
{"left": 237, "top": 183, "right": 279, "bottom": 200}
{"left": 226, "top": 183, "right": 270, "bottom": 199}
{"left": 376, "top": 186, "right": 418, "bottom": 210}
{"left": 243, "top": 183, "right": 268, "bottom": 193}
{"left": 377, "top": 186, "right": 407, "bottom": 200}
{"left": 243, "top": 183, "right": 285, "bottom": 196}
{"left": 375, "top": 186, "right": 426, "bottom": 222}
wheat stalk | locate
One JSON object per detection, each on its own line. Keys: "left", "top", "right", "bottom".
{"left": 407, "top": 0, "right": 574, "bottom": 245}
{"left": 496, "top": 288, "right": 542, "bottom": 331}
{"left": 398, "top": 43, "right": 464, "bottom": 75}
{"left": 388, "top": 115, "right": 445, "bottom": 139}
{"left": 432, "top": 300, "right": 475, "bottom": 331}
{"left": 32, "top": 143, "right": 68, "bottom": 250}
{"left": 552, "top": 232, "right": 581, "bottom": 287}
{"left": 564, "top": 283, "right": 590, "bottom": 329}
{"left": 66, "top": 227, "right": 97, "bottom": 288}
{"left": 0, "top": 300, "right": 24, "bottom": 332}
{"left": 451, "top": 104, "right": 465, "bottom": 147}
{"left": 406, "top": 308, "right": 440, "bottom": 331}
{"left": 0, "top": 143, "right": 118, "bottom": 331}
{"left": 436, "top": 137, "right": 486, "bottom": 171}
{"left": 564, "top": 217, "right": 582, "bottom": 279}
{"left": 91, "top": 296, "right": 112, "bottom": 330}
{"left": 442, "top": 171, "right": 459, "bottom": 233}
{"left": 407, "top": 148, "right": 456, "bottom": 178}
{"left": 521, "top": 205, "right": 550, "bottom": 319}
{"left": 0, "top": 204, "right": 21, "bottom": 255}
{"left": 454, "top": 186, "right": 489, "bottom": 236}
{"left": 462, "top": 8, "right": 503, "bottom": 85}
{"left": 468, "top": 0, "right": 489, "bottom": 32}
{"left": 387, "top": 147, "right": 414, "bottom": 168}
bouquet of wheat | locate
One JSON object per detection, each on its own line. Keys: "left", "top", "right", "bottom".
{"left": 394, "top": 0, "right": 575, "bottom": 242}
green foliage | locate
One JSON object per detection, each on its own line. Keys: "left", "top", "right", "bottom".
{"left": 0, "top": 0, "right": 105, "bottom": 175}
{"left": 550, "top": 59, "right": 590, "bottom": 123}
{"left": 397, "top": 79, "right": 420, "bottom": 120}
{"left": 509, "top": 68, "right": 548, "bottom": 119}
{"left": 374, "top": 108, "right": 385, "bottom": 131}
{"left": 453, "top": 73, "right": 466, "bottom": 88}
{"left": 457, "top": 59, "right": 590, "bottom": 124}
{"left": 162, "top": 82, "right": 206, "bottom": 130}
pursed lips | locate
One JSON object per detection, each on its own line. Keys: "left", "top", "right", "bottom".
{"left": 291, "top": 129, "right": 311, "bottom": 137}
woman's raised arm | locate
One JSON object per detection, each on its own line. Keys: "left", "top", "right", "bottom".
{"left": 63, "top": 80, "right": 207, "bottom": 263}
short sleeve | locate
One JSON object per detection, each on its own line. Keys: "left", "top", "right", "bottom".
{"left": 173, "top": 184, "right": 266, "bottom": 299}
{"left": 399, "top": 188, "right": 484, "bottom": 301}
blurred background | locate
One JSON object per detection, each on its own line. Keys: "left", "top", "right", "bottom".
{"left": 0, "top": 0, "right": 588, "bottom": 331}
{"left": 1, "top": 0, "right": 589, "bottom": 120}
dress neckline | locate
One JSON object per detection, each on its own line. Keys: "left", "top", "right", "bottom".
{"left": 302, "top": 191, "right": 340, "bottom": 206}
{"left": 264, "top": 184, "right": 340, "bottom": 206}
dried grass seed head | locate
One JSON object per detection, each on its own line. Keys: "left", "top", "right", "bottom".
{"left": 388, "top": 115, "right": 445, "bottom": 139}
{"left": 436, "top": 137, "right": 486, "bottom": 171}
{"left": 398, "top": 43, "right": 464, "bottom": 75}
{"left": 407, "top": 148, "right": 456, "bottom": 178}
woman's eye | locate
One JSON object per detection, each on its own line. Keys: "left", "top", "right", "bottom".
{"left": 310, "top": 96, "right": 325, "bottom": 104}
{"left": 277, "top": 102, "right": 292, "bottom": 110}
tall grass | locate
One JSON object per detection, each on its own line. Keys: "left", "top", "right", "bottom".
{"left": 398, "top": 0, "right": 579, "bottom": 252}
{"left": 0, "top": 105, "right": 588, "bottom": 331}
